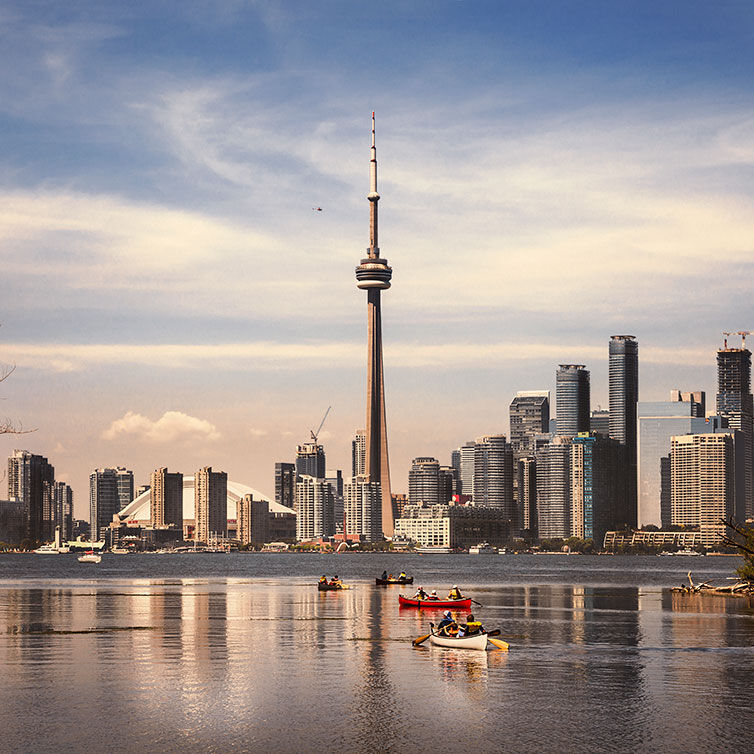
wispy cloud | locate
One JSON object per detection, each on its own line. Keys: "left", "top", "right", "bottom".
{"left": 102, "top": 410, "right": 220, "bottom": 443}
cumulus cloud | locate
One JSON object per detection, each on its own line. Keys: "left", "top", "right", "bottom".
{"left": 102, "top": 410, "right": 220, "bottom": 443}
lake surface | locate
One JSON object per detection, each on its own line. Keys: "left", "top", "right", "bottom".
{"left": 1, "top": 554, "right": 752, "bottom": 753}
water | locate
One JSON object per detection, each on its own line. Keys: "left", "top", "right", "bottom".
{"left": 1, "top": 554, "right": 752, "bottom": 753}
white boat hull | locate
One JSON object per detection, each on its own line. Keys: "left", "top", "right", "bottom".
{"left": 78, "top": 554, "right": 101, "bottom": 563}
{"left": 429, "top": 632, "right": 489, "bottom": 650}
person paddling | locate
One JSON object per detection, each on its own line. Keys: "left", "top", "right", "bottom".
{"left": 381, "top": 570, "right": 388, "bottom": 580}
{"left": 413, "top": 585, "right": 428, "bottom": 600}
{"left": 458, "top": 614, "right": 483, "bottom": 637}
{"left": 436, "top": 610, "right": 457, "bottom": 636}
{"left": 448, "top": 584, "right": 463, "bottom": 600}
{"left": 399, "top": 571, "right": 407, "bottom": 580}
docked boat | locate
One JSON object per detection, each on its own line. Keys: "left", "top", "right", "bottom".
{"left": 429, "top": 630, "right": 489, "bottom": 651}
{"left": 415, "top": 546, "right": 453, "bottom": 554}
{"left": 375, "top": 576, "right": 414, "bottom": 585}
{"left": 34, "top": 543, "right": 69, "bottom": 554}
{"left": 469, "top": 542, "right": 498, "bottom": 555}
{"left": 398, "top": 595, "right": 472, "bottom": 609}
{"left": 78, "top": 550, "right": 101, "bottom": 563}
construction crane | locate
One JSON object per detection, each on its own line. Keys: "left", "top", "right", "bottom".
{"left": 737, "top": 331, "right": 753, "bottom": 349}
{"left": 723, "top": 331, "right": 732, "bottom": 349}
{"left": 310, "top": 406, "right": 332, "bottom": 444}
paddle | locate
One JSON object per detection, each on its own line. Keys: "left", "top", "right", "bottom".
{"left": 470, "top": 599, "right": 484, "bottom": 607}
{"left": 413, "top": 623, "right": 435, "bottom": 646}
{"left": 488, "top": 637, "right": 509, "bottom": 651}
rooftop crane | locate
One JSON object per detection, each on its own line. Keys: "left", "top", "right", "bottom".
{"left": 310, "top": 406, "right": 332, "bottom": 444}
{"left": 737, "top": 331, "right": 753, "bottom": 349}
{"left": 723, "top": 331, "right": 732, "bottom": 349}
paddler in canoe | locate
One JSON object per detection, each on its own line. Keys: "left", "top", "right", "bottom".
{"left": 399, "top": 571, "right": 407, "bottom": 580}
{"left": 413, "top": 585, "right": 429, "bottom": 600}
{"left": 427, "top": 590, "right": 440, "bottom": 601}
{"left": 436, "top": 611, "right": 458, "bottom": 636}
{"left": 458, "top": 614, "right": 484, "bottom": 637}
{"left": 448, "top": 585, "right": 464, "bottom": 600}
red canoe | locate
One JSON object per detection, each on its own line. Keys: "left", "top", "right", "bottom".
{"left": 398, "top": 595, "right": 472, "bottom": 609}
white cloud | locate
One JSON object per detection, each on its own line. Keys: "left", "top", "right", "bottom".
{"left": 102, "top": 410, "right": 220, "bottom": 443}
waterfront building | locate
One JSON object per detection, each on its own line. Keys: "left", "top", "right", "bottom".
{"left": 408, "top": 457, "right": 441, "bottom": 506}
{"left": 8, "top": 449, "right": 55, "bottom": 542}
{"left": 536, "top": 436, "right": 572, "bottom": 538}
{"left": 296, "top": 475, "right": 335, "bottom": 541}
{"left": 295, "top": 442, "right": 325, "bottom": 481}
{"left": 458, "top": 442, "right": 475, "bottom": 497}
{"left": 670, "top": 433, "right": 735, "bottom": 547}
{"left": 355, "top": 114, "right": 394, "bottom": 538}
{"left": 473, "top": 435, "right": 515, "bottom": 524}
{"left": 343, "top": 476, "right": 381, "bottom": 542}
{"left": 716, "top": 345, "right": 753, "bottom": 517}
{"left": 609, "top": 335, "right": 639, "bottom": 527}
{"left": 115, "top": 467, "right": 134, "bottom": 510}
{"left": 90, "top": 468, "right": 123, "bottom": 543}
{"left": 637, "top": 402, "right": 709, "bottom": 528}
{"left": 517, "top": 457, "right": 537, "bottom": 537}
{"left": 274, "top": 462, "right": 295, "bottom": 509}
{"left": 556, "top": 365, "right": 590, "bottom": 437}
{"left": 352, "top": 429, "right": 366, "bottom": 477}
{"left": 195, "top": 467, "right": 228, "bottom": 543}
{"left": 509, "top": 391, "right": 550, "bottom": 460}
{"left": 670, "top": 389, "right": 706, "bottom": 418}
{"left": 0, "top": 499, "right": 25, "bottom": 545}
{"left": 391, "top": 492, "right": 408, "bottom": 520}
{"left": 150, "top": 467, "right": 183, "bottom": 530}
{"left": 570, "top": 433, "right": 626, "bottom": 545}
{"left": 438, "top": 465, "right": 457, "bottom": 504}
{"left": 590, "top": 409, "right": 610, "bottom": 436}
{"left": 237, "top": 494, "right": 269, "bottom": 547}
{"left": 394, "top": 503, "right": 512, "bottom": 549}
{"left": 603, "top": 529, "right": 702, "bottom": 550}
{"left": 326, "top": 468, "right": 344, "bottom": 533}
{"left": 53, "top": 482, "right": 73, "bottom": 542}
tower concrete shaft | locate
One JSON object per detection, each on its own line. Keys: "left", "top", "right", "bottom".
{"left": 355, "top": 113, "right": 393, "bottom": 537}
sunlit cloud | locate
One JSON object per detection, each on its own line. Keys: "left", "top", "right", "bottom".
{"left": 102, "top": 410, "right": 221, "bottom": 443}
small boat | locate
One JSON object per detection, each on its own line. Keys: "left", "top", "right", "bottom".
{"left": 415, "top": 546, "right": 453, "bottom": 554}
{"left": 78, "top": 550, "right": 102, "bottom": 563}
{"left": 375, "top": 576, "right": 414, "bottom": 585}
{"left": 399, "top": 595, "right": 472, "bottom": 609}
{"left": 429, "top": 629, "right": 489, "bottom": 651}
{"left": 318, "top": 581, "right": 348, "bottom": 591}
{"left": 469, "top": 542, "right": 498, "bottom": 554}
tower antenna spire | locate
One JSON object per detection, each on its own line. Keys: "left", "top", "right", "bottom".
{"left": 368, "top": 111, "right": 380, "bottom": 257}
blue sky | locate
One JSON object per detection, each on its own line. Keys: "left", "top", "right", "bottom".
{"left": 2, "top": 1, "right": 754, "bottom": 515}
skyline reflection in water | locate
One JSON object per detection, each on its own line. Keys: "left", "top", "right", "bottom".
{"left": 0, "top": 556, "right": 752, "bottom": 752}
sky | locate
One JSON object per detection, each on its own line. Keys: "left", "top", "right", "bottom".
{"left": 2, "top": 1, "right": 754, "bottom": 517}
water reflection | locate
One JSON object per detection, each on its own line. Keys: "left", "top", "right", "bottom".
{"left": 0, "top": 579, "right": 753, "bottom": 752}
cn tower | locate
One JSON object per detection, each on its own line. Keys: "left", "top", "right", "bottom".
{"left": 355, "top": 113, "right": 393, "bottom": 538}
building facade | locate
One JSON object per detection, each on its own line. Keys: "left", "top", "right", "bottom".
{"left": 517, "top": 457, "right": 537, "bottom": 537}
{"left": 237, "top": 494, "right": 269, "bottom": 547}
{"left": 536, "top": 436, "right": 572, "bottom": 538}
{"left": 352, "top": 430, "right": 366, "bottom": 477}
{"left": 194, "top": 466, "right": 228, "bottom": 543}
{"left": 556, "top": 365, "right": 590, "bottom": 437}
{"left": 509, "top": 391, "right": 551, "bottom": 460}
{"left": 295, "top": 443, "right": 326, "bottom": 481}
{"left": 8, "top": 449, "right": 55, "bottom": 542}
{"left": 89, "top": 468, "right": 123, "bottom": 543}
{"left": 274, "top": 462, "right": 295, "bottom": 509}
{"left": 295, "top": 475, "right": 335, "bottom": 541}
{"left": 150, "top": 467, "right": 183, "bottom": 530}
{"left": 408, "top": 457, "right": 441, "bottom": 506}
{"left": 472, "top": 435, "right": 515, "bottom": 519}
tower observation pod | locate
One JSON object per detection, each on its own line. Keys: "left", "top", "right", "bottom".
{"left": 355, "top": 112, "right": 393, "bottom": 538}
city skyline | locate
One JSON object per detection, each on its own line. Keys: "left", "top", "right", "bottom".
{"left": 2, "top": 2, "right": 753, "bottom": 515}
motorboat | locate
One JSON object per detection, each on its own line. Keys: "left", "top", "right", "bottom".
{"left": 469, "top": 543, "right": 498, "bottom": 554}
{"left": 78, "top": 550, "right": 102, "bottom": 563}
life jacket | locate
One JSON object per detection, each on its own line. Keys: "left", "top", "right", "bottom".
{"left": 464, "top": 621, "right": 482, "bottom": 634}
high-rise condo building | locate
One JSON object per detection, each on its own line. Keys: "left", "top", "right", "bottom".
{"left": 509, "top": 391, "right": 550, "bottom": 460}
{"left": 609, "top": 335, "right": 639, "bottom": 527}
{"left": 296, "top": 475, "right": 335, "bottom": 541}
{"left": 517, "top": 457, "right": 537, "bottom": 537}
{"left": 150, "top": 467, "right": 183, "bottom": 530}
{"left": 590, "top": 409, "right": 610, "bottom": 436}
{"left": 716, "top": 344, "right": 753, "bottom": 517}
{"left": 637, "top": 401, "right": 709, "bottom": 528}
{"left": 344, "top": 476, "right": 382, "bottom": 542}
{"left": 458, "top": 442, "right": 475, "bottom": 497}
{"left": 274, "top": 462, "right": 295, "bottom": 509}
{"left": 473, "top": 435, "right": 515, "bottom": 522}
{"left": 296, "top": 442, "right": 326, "bottom": 480}
{"left": 536, "top": 436, "right": 572, "bottom": 538}
{"left": 408, "top": 457, "right": 441, "bottom": 506}
{"left": 556, "top": 365, "right": 590, "bottom": 437}
{"left": 355, "top": 113, "right": 393, "bottom": 538}
{"left": 53, "top": 481, "right": 73, "bottom": 541}
{"left": 438, "top": 466, "right": 457, "bottom": 504}
{"left": 89, "top": 468, "right": 122, "bottom": 543}
{"left": 194, "top": 466, "right": 227, "bottom": 543}
{"left": 115, "top": 467, "right": 134, "bottom": 511}
{"left": 352, "top": 429, "right": 367, "bottom": 477}
{"left": 8, "top": 449, "right": 55, "bottom": 542}
{"left": 671, "top": 433, "right": 735, "bottom": 547}
{"left": 326, "top": 468, "right": 344, "bottom": 533}
{"left": 237, "top": 494, "right": 269, "bottom": 547}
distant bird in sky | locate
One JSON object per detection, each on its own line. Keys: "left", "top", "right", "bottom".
{"left": 312, "top": 206, "right": 323, "bottom": 212}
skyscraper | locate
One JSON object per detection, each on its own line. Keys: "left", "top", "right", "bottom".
{"left": 90, "top": 468, "right": 121, "bottom": 542}
{"left": 609, "top": 335, "right": 639, "bottom": 526}
{"left": 194, "top": 466, "right": 227, "bottom": 543}
{"left": 53, "top": 481, "right": 73, "bottom": 542}
{"left": 352, "top": 429, "right": 366, "bottom": 477}
{"left": 150, "top": 467, "right": 183, "bottom": 530}
{"left": 556, "top": 365, "right": 590, "bottom": 437}
{"left": 295, "top": 475, "right": 335, "bottom": 541}
{"left": 355, "top": 113, "right": 393, "bottom": 538}
{"left": 473, "top": 435, "right": 515, "bottom": 520}
{"left": 517, "top": 457, "right": 537, "bottom": 536}
{"left": 458, "top": 442, "right": 475, "bottom": 498}
{"left": 8, "top": 449, "right": 55, "bottom": 542}
{"left": 274, "top": 462, "right": 295, "bottom": 509}
{"left": 408, "top": 457, "right": 441, "bottom": 506}
{"left": 509, "top": 391, "right": 550, "bottom": 460}
{"left": 295, "top": 442, "right": 325, "bottom": 480}
{"left": 670, "top": 389, "right": 706, "bottom": 418}
{"left": 536, "top": 436, "right": 572, "bottom": 538}
{"left": 716, "top": 344, "right": 753, "bottom": 517}
{"left": 344, "top": 476, "right": 381, "bottom": 542}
